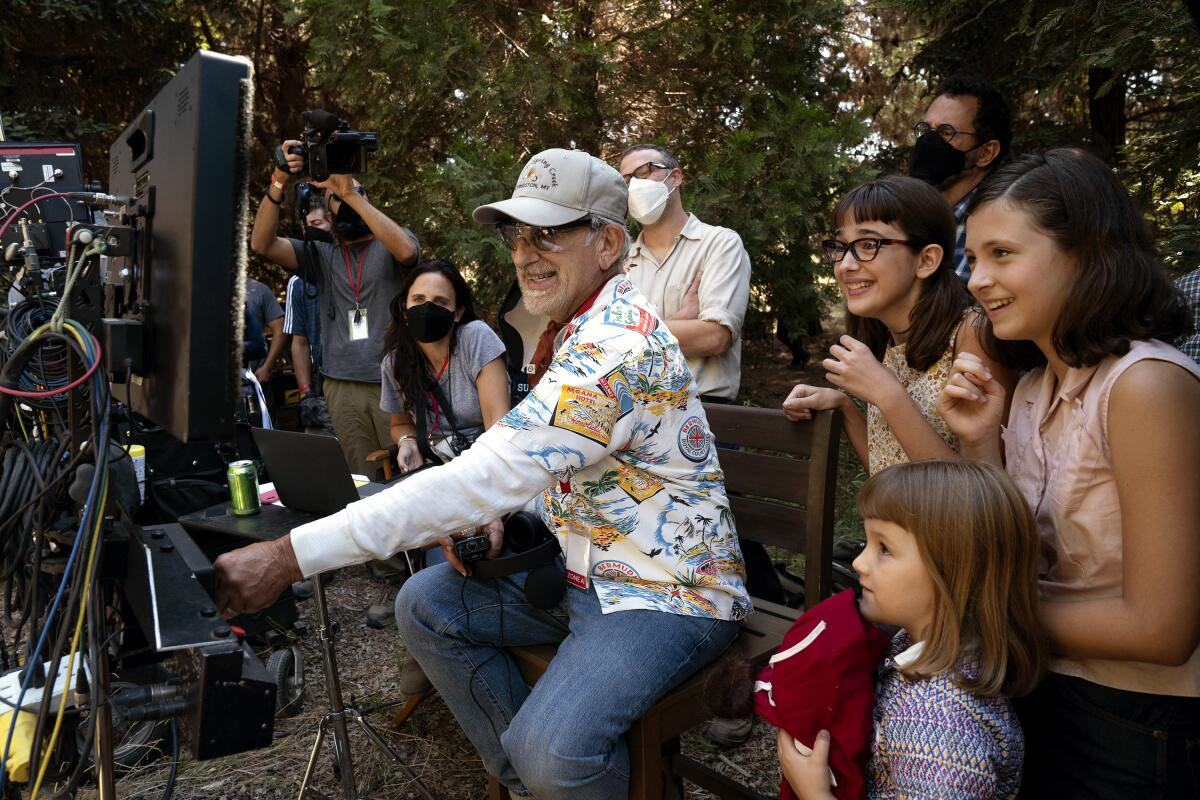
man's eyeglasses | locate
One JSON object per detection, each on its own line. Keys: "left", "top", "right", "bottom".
{"left": 912, "top": 121, "right": 981, "bottom": 143}
{"left": 822, "top": 237, "right": 911, "bottom": 264}
{"left": 620, "top": 162, "right": 671, "bottom": 183}
{"left": 496, "top": 218, "right": 593, "bottom": 252}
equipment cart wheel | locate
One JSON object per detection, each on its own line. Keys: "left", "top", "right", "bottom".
{"left": 267, "top": 645, "right": 306, "bottom": 718}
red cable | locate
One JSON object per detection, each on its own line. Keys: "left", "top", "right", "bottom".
{"left": 0, "top": 333, "right": 102, "bottom": 398}
{"left": 0, "top": 192, "right": 73, "bottom": 243}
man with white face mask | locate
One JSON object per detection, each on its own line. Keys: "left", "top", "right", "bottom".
{"left": 618, "top": 144, "right": 751, "bottom": 402}
{"left": 618, "top": 144, "right": 772, "bottom": 750}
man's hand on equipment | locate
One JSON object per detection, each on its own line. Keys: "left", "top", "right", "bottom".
{"left": 214, "top": 535, "right": 304, "bottom": 618}
{"left": 312, "top": 173, "right": 358, "bottom": 203}
{"left": 436, "top": 519, "right": 505, "bottom": 577}
{"left": 275, "top": 139, "right": 306, "bottom": 177}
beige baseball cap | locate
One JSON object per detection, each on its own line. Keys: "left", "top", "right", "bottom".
{"left": 473, "top": 148, "right": 627, "bottom": 227}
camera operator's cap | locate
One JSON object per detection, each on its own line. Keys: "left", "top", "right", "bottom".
{"left": 473, "top": 148, "right": 627, "bottom": 227}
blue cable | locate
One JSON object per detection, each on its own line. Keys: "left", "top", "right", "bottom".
{"left": 0, "top": 323, "right": 106, "bottom": 791}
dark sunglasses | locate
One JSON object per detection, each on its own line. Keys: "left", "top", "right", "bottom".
{"left": 496, "top": 218, "right": 593, "bottom": 252}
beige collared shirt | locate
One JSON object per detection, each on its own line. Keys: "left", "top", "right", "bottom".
{"left": 1004, "top": 339, "right": 1200, "bottom": 696}
{"left": 625, "top": 213, "right": 751, "bottom": 400}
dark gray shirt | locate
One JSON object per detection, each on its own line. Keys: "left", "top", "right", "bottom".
{"left": 245, "top": 277, "right": 284, "bottom": 329}
{"left": 379, "top": 320, "right": 507, "bottom": 443}
{"left": 288, "top": 233, "right": 419, "bottom": 383}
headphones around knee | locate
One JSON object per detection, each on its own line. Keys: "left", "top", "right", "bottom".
{"left": 470, "top": 511, "right": 565, "bottom": 610}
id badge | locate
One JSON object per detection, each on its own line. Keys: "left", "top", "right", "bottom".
{"left": 564, "top": 519, "right": 591, "bottom": 590}
{"left": 348, "top": 307, "right": 369, "bottom": 341}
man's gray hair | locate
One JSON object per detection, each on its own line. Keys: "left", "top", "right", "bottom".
{"left": 586, "top": 217, "right": 633, "bottom": 271}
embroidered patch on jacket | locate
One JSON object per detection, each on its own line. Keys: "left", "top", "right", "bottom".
{"left": 616, "top": 463, "right": 665, "bottom": 503}
{"left": 598, "top": 366, "right": 635, "bottom": 417}
{"left": 594, "top": 560, "right": 639, "bottom": 579}
{"left": 552, "top": 385, "right": 618, "bottom": 445}
{"left": 677, "top": 415, "right": 711, "bottom": 462}
{"left": 604, "top": 301, "right": 657, "bottom": 335}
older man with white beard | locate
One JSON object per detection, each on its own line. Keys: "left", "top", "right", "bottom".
{"left": 214, "top": 148, "right": 749, "bottom": 800}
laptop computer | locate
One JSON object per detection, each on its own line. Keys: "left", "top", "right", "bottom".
{"left": 251, "top": 428, "right": 387, "bottom": 516}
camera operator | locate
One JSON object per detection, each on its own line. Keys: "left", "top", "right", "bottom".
{"left": 218, "top": 148, "right": 750, "bottom": 800}
{"left": 251, "top": 137, "right": 420, "bottom": 477}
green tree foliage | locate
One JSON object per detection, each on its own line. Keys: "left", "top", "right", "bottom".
{"left": 294, "top": 0, "right": 869, "bottom": 325}
{"left": 872, "top": 0, "right": 1200, "bottom": 271}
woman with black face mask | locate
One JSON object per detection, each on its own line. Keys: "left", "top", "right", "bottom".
{"left": 381, "top": 259, "right": 511, "bottom": 696}
{"left": 381, "top": 259, "right": 510, "bottom": 473}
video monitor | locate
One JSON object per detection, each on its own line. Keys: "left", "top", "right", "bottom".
{"left": 104, "top": 50, "right": 253, "bottom": 442}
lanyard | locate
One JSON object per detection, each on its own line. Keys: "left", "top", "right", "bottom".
{"left": 341, "top": 238, "right": 373, "bottom": 308}
{"left": 425, "top": 354, "right": 450, "bottom": 439}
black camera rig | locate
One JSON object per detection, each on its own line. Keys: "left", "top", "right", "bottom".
{"left": 281, "top": 110, "right": 378, "bottom": 183}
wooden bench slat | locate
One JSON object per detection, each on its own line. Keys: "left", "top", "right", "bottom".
{"left": 704, "top": 404, "right": 819, "bottom": 455}
{"left": 727, "top": 495, "right": 808, "bottom": 551}
{"left": 670, "top": 751, "right": 773, "bottom": 800}
{"left": 717, "top": 448, "right": 811, "bottom": 503}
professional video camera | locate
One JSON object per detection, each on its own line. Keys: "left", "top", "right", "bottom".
{"left": 282, "top": 110, "right": 378, "bottom": 182}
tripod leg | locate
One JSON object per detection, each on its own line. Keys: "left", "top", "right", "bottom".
{"left": 297, "top": 717, "right": 327, "bottom": 800}
{"left": 354, "top": 716, "right": 436, "bottom": 800}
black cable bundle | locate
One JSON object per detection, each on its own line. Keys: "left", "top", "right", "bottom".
{"left": 2, "top": 300, "right": 85, "bottom": 413}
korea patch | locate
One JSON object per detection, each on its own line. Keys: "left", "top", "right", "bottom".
{"left": 677, "top": 415, "right": 711, "bottom": 462}
{"left": 597, "top": 367, "right": 634, "bottom": 417}
{"left": 552, "top": 385, "right": 618, "bottom": 445}
{"left": 616, "top": 464, "right": 664, "bottom": 503}
{"left": 604, "top": 301, "right": 657, "bottom": 335}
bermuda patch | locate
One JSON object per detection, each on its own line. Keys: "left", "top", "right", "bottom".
{"left": 552, "top": 385, "right": 617, "bottom": 445}
{"left": 677, "top": 416, "right": 711, "bottom": 462}
{"left": 604, "top": 301, "right": 657, "bottom": 335}
{"left": 597, "top": 367, "right": 634, "bottom": 417}
{"left": 616, "top": 464, "right": 664, "bottom": 503}
{"left": 594, "top": 560, "right": 639, "bottom": 580}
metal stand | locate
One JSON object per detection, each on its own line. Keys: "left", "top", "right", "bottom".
{"left": 296, "top": 573, "right": 433, "bottom": 800}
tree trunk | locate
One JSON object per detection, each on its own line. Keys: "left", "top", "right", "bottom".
{"left": 1088, "top": 67, "right": 1127, "bottom": 163}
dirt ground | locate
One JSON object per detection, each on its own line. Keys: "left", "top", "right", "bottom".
{"left": 82, "top": 333, "right": 842, "bottom": 800}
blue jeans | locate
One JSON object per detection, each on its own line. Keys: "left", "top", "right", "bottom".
{"left": 395, "top": 561, "right": 739, "bottom": 799}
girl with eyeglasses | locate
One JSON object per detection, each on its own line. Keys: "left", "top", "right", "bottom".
{"left": 782, "top": 175, "right": 1013, "bottom": 475}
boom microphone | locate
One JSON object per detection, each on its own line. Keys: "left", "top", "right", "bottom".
{"left": 302, "top": 109, "right": 341, "bottom": 133}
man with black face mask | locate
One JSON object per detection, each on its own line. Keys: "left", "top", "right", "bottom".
{"left": 908, "top": 75, "right": 1012, "bottom": 281}
{"left": 251, "top": 138, "right": 420, "bottom": 477}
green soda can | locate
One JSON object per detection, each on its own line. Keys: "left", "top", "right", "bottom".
{"left": 227, "top": 460, "right": 261, "bottom": 516}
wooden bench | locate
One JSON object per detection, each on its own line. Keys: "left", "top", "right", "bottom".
{"left": 487, "top": 404, "right": 843, "bottom": 800}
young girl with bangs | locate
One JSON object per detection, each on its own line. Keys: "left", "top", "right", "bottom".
{"left": 783, "top": 176, "right": 1013, "bottom": 475}
{"left": 778, "top": 459, "right": 1045, "bottom": 799}
{"left": 938, "top": 148, "right": 1200, "bottom": 797}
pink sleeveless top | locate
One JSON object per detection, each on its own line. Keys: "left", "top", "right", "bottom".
{"left": 1003, "top": 339, "right": 1200, "bottom": 696}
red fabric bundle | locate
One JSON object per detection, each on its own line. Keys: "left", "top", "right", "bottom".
{"left": 754, "top": 589, "right": 891, "bottom": 800}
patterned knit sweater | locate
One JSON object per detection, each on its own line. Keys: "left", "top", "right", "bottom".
{"left": 867, "top": 632, "right": 1023, "bottom": 799}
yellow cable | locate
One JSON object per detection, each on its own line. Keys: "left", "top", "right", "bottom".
{"left": 18, "top": 320, "right": 107, "bottom": 795}
{"left": 29, "top": 469, "right": 106, "bottom": 799}
{"left": 14, "top": 407, "right": 29, "bottom": 441}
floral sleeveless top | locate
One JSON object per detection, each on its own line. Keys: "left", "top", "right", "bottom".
{"left": 866, "top": 318, "right": 963, "bottom": 475}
